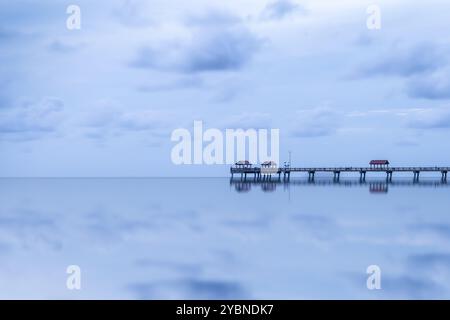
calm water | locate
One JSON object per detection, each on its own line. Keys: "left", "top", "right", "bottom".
{"left": 0, "top": 177, "right": 449, "bottom": 299}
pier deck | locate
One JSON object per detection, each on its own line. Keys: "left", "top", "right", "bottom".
{"left": 230, "top": 166, "right": 449, "bottom": 181}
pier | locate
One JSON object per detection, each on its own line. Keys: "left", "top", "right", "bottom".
{"left": 230, "top": 179, "right": 450, "bottom": 193}
{"left": 230, "top": 160, "right": 449, "bottom": 182}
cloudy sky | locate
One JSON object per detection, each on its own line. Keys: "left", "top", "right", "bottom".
{"left": 1, "top": 0, "right": 450, "bottom": 177}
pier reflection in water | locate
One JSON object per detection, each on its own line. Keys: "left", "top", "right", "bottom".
{"left": 230, "top": 178, "right": 449, "bottom": 194}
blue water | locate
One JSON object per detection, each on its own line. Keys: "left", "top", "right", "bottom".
{"left": 0, "top": 177, "right": 449, "bottom": 299}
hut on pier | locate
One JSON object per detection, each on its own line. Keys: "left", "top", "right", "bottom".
{"left": 234, "top": 160, "right": 252, "bottom": 168}
{"left": 261, "top": 161, "right": 278, "bottom": 175}
{"left": 369, "top": 160, "right": 390, "bottom": 169}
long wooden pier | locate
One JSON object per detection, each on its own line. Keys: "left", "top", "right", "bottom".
{"left": 230, "top": 166, "right": 449, "bottom": 182}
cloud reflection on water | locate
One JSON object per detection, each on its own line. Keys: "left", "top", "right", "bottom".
{"left": 0, "top": 178, "right": 449, "bottom": 299}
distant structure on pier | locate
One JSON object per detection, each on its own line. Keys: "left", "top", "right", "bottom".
{"left": 261, "top": 161, "right": 278, "bottom": 175}
{"left": 261, "top": 160, "right": 277, "bottom": 167}
{"left": 235, "top": 160, "right": 252, "bottom": 168}
{"left": 369, "top": 160, "right": 390, "bottom": 169}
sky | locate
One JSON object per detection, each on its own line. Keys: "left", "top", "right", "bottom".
{"left": 1, "top": 0, "right": 450, "bottom": 177}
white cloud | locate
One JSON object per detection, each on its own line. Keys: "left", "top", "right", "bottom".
{"left": 0, "top": 97, "right": 65, "bottom": 140}
{"left": 260, "top": 0, "right": 307, "bottom": 20}
{"left": 407, "top": 107, "right": 450, "bottom": 129}
{"left": 221, "top": 112, "right": 273, "bottom": 129}
{"left": 129, "top": 9, "right": 262, "bottom": 73}
{"left": 292, "top": 107, "right": 339, "bottom": 138}
{"left": 407, "top": 67, "right": 450, "bottom": 100}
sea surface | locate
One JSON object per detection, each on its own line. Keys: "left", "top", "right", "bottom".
{"left": 0, "top": 177, "right": 449, "bottom": 299}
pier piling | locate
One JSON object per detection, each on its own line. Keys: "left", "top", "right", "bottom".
{"left": 386, "top": 171, "right": 393, "bottom": 182}
{"left": 359, "top": 171, "right": 366, "bottom": 181}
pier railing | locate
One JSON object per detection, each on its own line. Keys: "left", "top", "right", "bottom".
{"left": 283, "top": 167, "right": 450, "bottom": 172}
{"left": 230, "top": 166, "right": 449, "bottom": 181}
